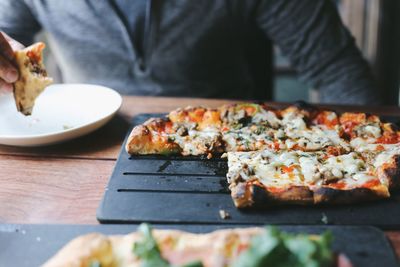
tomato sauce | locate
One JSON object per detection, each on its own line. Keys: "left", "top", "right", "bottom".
{"left": 27, "top": 50, "right": 42, "bottom": 63}
{"left": 281, "top": 165, "right": 298, "bottom": 173}
{"left": 314, "top": 112, "right": 338, "bottom": 129}
{"left": 328, "top": 182, "right": 346, "bottom": 189}
{"left": 362, "top": 179, "right": 380, "bottom": 188}
{"left": 342, "top": 121, "right": 359, "bottom": 138}
{"left": 188, "top": 109, "right": 205, "bottom": 122}
{"left": 376, "top": 145, "right": 385, "bottom": 151}
{"left": 326, "top": 146, "right": 341, "bottom": 156}
{"left": 376, "top": 133, "right": 400, "bottom": 144}
{"left": 266, "top": 186, "right": 286, "bottom": 193}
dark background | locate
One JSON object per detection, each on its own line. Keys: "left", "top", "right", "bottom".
{"left": 39, "top": 0, "right": 400, "bottom": 104}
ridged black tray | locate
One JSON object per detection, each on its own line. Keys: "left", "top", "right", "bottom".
{"left": 97, "top": 114, "right": 400, "bottom": 228}
{"left": 0, "top": 224, "right": 398, "bottom": 267}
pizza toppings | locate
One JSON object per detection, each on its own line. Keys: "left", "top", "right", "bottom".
{"left": 233, "top": 227, "right": 333, "bottom": 267}
{"left": 313, "top": 111, "right": 339, "bottom": 129}
{"left": 127, "top": 103, "right": 355, "bottom": 156}
{"left": 172, "top": 129, "right": 223, "bottom": 156}
{"left": 126, "top": 103, "right": 400, "bottom": 207}
{"left": 220, "top": 103, "right": 281, "bottom": 129}
{"left": 227, "top": 148, "right": 389, "bottom": 205}
{"left": 45, "top": 224, "right": 337, "bottom": 267}
{"left": 222, "top": 126, "right": 275, "bottom": 152}
{"left": 133, "top": 224, "right": 203, "bottom": 267}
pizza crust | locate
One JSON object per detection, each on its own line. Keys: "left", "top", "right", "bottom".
{"left": 126, "top": 118, "right": 181, "bottom": 155}
{"left": 43, "top": 228, "right": 263, "bottom": 267}
{"left": 313, "top": 185, "right": 390, "bottom": 204}
{"left": 13, "top": 42, "right": 53, "bottom": 116}
{"left": 125, "top": 103, "right": 400, "bottom": 208}
{"left": 377, "top": 155, "right": 400, "bottom": 189}
{"left": 230, "top": 181, "right": 390, "bottom": 208}
{"left": 230, "top": 182, "right": 315, "bottom": 207}
{"left": 42, "top": 233, "right": 115, "bottom": 267}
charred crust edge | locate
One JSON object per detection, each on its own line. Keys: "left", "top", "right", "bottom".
{"left": 247, "top": 184, "right": 314, "bottom": 208}
{"left": 232, "top": 183, "right": 389, "bottom": 208}
{"left": 313, "top": 187, "right": 387, "bottom": 204}
{"left": 384, "top": 155, "right": 400, "bottom": 189}
{"left": 293, "top": 100, "right": 319, "bottom": 113}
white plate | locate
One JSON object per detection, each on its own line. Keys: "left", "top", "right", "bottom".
{"left": 0, "top": 83, "right": 122, "bottom": 146}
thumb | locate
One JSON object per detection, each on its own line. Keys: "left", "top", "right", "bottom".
{"left": 337, "top": 254, "right": 353, "bottom": 267}
{"left": 0, "top": 32, "right": 24, "bottom": 62}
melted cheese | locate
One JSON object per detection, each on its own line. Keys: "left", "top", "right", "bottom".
{"left": 252, "top": 110, "right": 281, "bottom": 128}
{"left": 222, "top": 126, "right": 274, "bottom": 151}
{"left": 227, "top": 150, "right": 377, "bottom": 190}
{"left": 324, "top": 152, "right": 365, "bottom": 175}
{"left": 284, "top": 126, "right": 349, "bottom": 151}
{"left": 326, "top": 112, "right": 337, "bottom": 121}
{"left": 228, "top": 151, "right": 314, "bottom": 188}
{"left": 356, "top": 124, "right": 382, "bottom": 139}
{"left": 298, "top": 155, "right": 320, "bottom": 183}
{"left": 364, "top": 125, "right": 382, "bottom": 138}
{"left": 373, "top": 144, "right": 400, "bottom": 168}
{"left": 223, "top": 106, "right": 350, "bottom": 153}
{"left": 351, "top": 138, "right": 400, "bottom": 155}
{"left": 350, "top": 137, "right": 370, "bottom": 150}
{"left": 172, "top": 128, "right": 221, "bottom": 155}
{"left": 282, "top": 111, "right": 307, "bottom": 131}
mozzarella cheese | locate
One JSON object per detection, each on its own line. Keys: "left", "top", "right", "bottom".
{"left": 227, "top": 150, "right": 377, "bottom": 190}
{"left": 373, "top": 144, "right": 400, "bottom": 168}
{"left": 172, "top": 128, "right": 221, "bottom": 155}
{"left": 282, "top": 111, "right": 307, "bottom": 131}
{"left": 222, "top": 126, "right": 275, "bottom": 151}
{"left": 356, "top": 124, "right": 382, "bottom": 139}
{"left": 298, "top": 155, "right": 320, "bottom": 183}
{"left": 326, "top": 112, "right": 337, "bottom": 121}
{"left": 252, "top": 110, "right": 281, "bottom": 128}
{"left": 284, "top": 126, "right": 349, "bottom": 151}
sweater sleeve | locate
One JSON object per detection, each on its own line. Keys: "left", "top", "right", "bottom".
{"left": 255, "top": 0, "right": 382, "bottom": 105}
{"left": 0, "top": 0, "right": 41, "bottom": 46}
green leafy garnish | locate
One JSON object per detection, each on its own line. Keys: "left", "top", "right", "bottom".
{"left": 233, "top": 227, "right": 334, "bottom": 267}
{"left": 254, "top": 125, "right": 266, "bottom": 135}
{"left": 133, "top": 224, "right": 204, "bottom": 267}
{"left": 133, "top": 224, "right": 332, "bottom": 267}
{"left": 133, "top": 224, "right": 170, "bottom": 267}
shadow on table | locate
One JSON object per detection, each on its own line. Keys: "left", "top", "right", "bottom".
{"left": 0, "top": 114, "right": 131, "bottom": 159}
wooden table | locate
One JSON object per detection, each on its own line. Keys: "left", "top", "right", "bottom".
{"left": 1, "top": 96, "right": 399, "bottom": 258}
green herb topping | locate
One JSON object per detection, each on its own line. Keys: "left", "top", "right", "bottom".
{"left": 133, "top": 224, "right": 204, "bottom": 267}
{"left": 233, "top": 227, "right": 334, "bottom": 267}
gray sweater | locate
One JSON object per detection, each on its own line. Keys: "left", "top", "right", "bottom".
{"left": 0, "top": 0, "right": 381, "bottom": 104}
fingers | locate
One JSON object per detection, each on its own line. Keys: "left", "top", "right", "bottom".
{"left": 0, "top": 78, "right": 13, "bottom": 94}
{"left": 3, "top": 32, "right": 24, "bottom": 51}
{"left": 338, "top": 254, "right": 353, "bottom": 267}
{"left": 0, "top": 32, "right": 16, "bottom": 62}
{"left": 0, "top": 32, "right": 22, "bottom": 95}
{"left": 0, "top": 53, "right": 18, "bottom": 83}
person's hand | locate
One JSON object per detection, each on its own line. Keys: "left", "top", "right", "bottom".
{"left": 0, "top": 32, "right": 24, "bottom": 94}
{"left": 337, "top": 254, "right": 353, "bottom": 267}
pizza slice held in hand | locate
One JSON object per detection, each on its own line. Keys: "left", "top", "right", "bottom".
{"left": 13, "top": 42, "right": 53, "bottom": 115}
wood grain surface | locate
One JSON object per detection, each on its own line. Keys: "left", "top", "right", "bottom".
{"left": 0, "top": 96, "right": 399, "bottom": 258}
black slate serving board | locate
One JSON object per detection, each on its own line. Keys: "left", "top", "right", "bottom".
{"left": 97, "top": 114, "right": 400, "bottom": 228}
{"left": 0, "top": 224, "right": 398, "bottom": 267}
